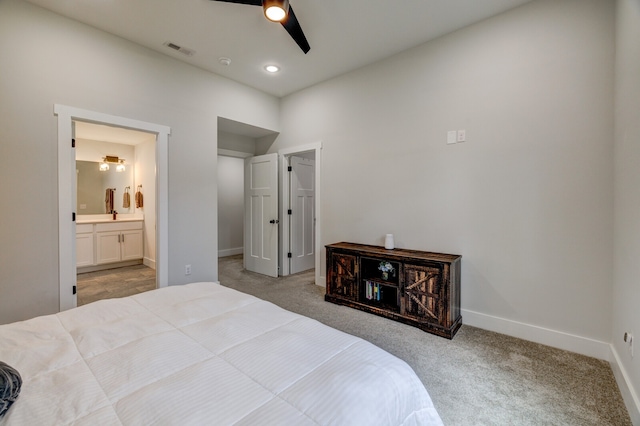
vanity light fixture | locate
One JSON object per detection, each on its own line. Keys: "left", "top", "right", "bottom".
{"left": 99, "top": 156, "right": 125, "bottom": 172}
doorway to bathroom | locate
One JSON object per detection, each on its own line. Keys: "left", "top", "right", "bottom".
{"left": 74, "top": 121, "right": 157, "bottom": 305}
{"left": 55, "top": 105, "right": 170, "bottom": 312}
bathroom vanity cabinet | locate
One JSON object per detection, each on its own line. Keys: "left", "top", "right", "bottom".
{"left": 76, "top": 219, "right": 143, "bottom": 271}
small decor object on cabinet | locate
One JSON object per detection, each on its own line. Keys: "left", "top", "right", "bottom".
{"left": 326, "top": 242, "right": 462, "bottom": 339}
{"left": 384, "top": 233, "right": 395, "bottom": 249}
{"left": 379, "top": 261, "right": 395, "bottom": 280}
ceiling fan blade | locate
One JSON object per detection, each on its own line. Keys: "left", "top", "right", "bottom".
{"left": 281, "top": 6, "right": 310, "bottom": 54}
{"left": 212, "top": 0, "right": 310, "bottom": 54}
{"left": 211, "top": 0, "right": 262, "bottom": 6}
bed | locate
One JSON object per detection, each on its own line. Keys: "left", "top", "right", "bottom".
{"left": 0, "top": 282, "right": 442, "bottom": 425}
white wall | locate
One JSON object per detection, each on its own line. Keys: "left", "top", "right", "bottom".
{"left": 272, "top": 0, "right": 615, "bottom": 352}
{"left": 135, "top": 139, "right": 157, "bottom": 268}
{"left": 218, "top": 130, "right": 257, "bottom": 155}
{"left": 0, "top": 0, "right": 279, "bottom": 324}
{"left": 612, "top": 0, "right": 640, "bottom": 422}
{"left": 217, "top": 131, "right": 256, "bottom": 257}
{"left": 217, "top": 155, "right": 245, "bottom": 257}
{"left": 75, "top": 139, "right": 135, "bottom": 163}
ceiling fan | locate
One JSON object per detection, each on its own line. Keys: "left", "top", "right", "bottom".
{"left": 211, "top": 0, "right": 310, "bottom": 54}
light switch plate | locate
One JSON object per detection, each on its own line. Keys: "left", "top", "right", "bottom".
{"left": 447, "top": 130, "right": 457, "bottom": 144}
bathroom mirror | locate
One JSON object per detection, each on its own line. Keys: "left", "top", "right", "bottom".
{"left": 76, "top": 160, "right": 134, "bottom": 215}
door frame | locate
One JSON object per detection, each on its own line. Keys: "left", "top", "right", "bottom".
{"left": 55, "top": 105, "right": 170, "bottom": 312}
{"left": 278, "top": 142, "right": 322, "bottom": 285}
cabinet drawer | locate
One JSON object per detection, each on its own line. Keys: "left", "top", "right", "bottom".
{"left": 76, "top": 224, "right": 93, "bottom": 234}
{"left": 95, "top": 221, "right": 143, "bottom": 233}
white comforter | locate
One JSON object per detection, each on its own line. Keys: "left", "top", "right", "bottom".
{"left": 0, "top": 282, "right": 442, "bottom": 425}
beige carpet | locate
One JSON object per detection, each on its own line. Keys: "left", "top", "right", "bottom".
{"left": 219, "top": 255, "right": 631, "bottom": 426}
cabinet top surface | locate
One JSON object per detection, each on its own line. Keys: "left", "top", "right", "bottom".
{"left": 326, "top": 242, "right": 461, "bottom": 262}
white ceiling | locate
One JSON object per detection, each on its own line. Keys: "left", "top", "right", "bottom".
{"left": 24, "top": 0, "right": 533, "bottom": 98}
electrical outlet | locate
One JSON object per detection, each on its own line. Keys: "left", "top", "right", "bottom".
{"left": 457, "top": 129, "right": 466, "bottom": 142}
{"left": 185, "top": 264, "right": 191, "bottom": 275}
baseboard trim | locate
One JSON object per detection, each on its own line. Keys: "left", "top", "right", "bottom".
{"left": 461, "top": 309, "right": 611, "bottom": 361}
{"left": 219, "top": 247, "right": 243, "bottom": 258}
{"left": 609, "top": 346, "right": 640, "bottom": 425}
{"left": 143, "top": 257, "right": 156, "bottom": 270}
{"left": 77, "top": 259, "right": 142, "bottom": 274}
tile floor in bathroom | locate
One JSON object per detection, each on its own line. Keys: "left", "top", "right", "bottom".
{"left": 76, "top": 264, "right": 156, "bottom": 306}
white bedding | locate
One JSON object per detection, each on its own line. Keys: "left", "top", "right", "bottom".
{"left": 0, "top": 282, "right": 442, "bottom": 425}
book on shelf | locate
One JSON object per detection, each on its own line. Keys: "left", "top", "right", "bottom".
{"left": 365, "top": 280, "right": 381, "bottom": 301}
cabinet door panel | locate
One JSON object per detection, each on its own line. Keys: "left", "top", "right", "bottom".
{"left": 121, "top": 230, "right": 143, "bottom": 261}
{"left": 76, "top": 233, "right": 94, "bottom": 267}
{"left": 403, "top": 264, "right": 443, "bottom": 324}
{"left": 330, "top": 253, "right": 358, "bottom": 301}
{"left": 96, "top": 231, "right": 121, "bottom": 264}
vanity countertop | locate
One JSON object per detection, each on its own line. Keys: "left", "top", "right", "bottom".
{"left": 77, "top": 215, "right": 143, "bottom": 224}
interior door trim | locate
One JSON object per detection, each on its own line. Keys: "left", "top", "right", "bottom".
{"left": 278, "top": 142, "right": 322, "bottom": 285}
{"left": 55, "top": 104, "right": 170, "bottom": 312}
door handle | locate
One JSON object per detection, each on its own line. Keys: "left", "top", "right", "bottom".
{"left": 270, "top": 219, "right": 279, "bottom": 224}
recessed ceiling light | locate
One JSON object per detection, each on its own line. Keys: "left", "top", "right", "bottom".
{"left": 218, "top": 57, "right": 231, "bottom": 66}
{"left": 264, "top": 65, "right": 280, "bottom": 73}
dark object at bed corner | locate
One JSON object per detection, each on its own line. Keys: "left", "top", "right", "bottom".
{"left": 0, "top": 361, "right": 21, "bottom": 418}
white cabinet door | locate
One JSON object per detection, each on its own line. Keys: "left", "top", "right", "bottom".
{"left": 96, "top": 231, "right": 121, "bottom": 264}
{"left": 121, "top": 230, "right": 143, "bottom": 261}
{"left": 76, "top": 233, "right": 94, "bottom": 267}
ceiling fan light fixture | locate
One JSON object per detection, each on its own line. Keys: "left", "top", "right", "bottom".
{"left": 263, "top": 0, "right": 289, "bottom": 22}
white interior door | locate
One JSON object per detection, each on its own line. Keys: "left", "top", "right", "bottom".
{"left": 244, "top": 153, "right": 279, "bottom": 277}
{"left": 289, "top": 156, "right": 315, "bottom": 274}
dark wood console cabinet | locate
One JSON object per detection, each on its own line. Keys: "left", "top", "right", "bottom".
{"left": 325, "top": 242, "right": 462, "bottom": 339}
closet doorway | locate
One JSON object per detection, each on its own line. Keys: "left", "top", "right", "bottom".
{"left": 217, "top": 117, "right": 322, "bottom": 285}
